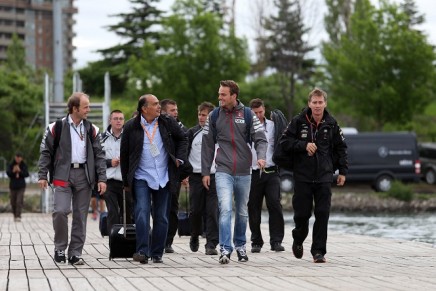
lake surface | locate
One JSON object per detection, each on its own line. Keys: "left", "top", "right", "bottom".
{"left": 282, "top": 212, "right": 436, "bottom": 247}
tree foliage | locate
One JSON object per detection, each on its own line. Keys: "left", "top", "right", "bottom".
{"left": 79, "top": 0, "right": 164, "bottom": 96}
{"left": 128, "top": 0, "right": 250, "bottom": 126}
{"left": 260, "top": 0, "right": 315, "bottom": 117}
{"left": 0, "top": 36, "right": 43, "bottom": 165}
{"left": 322, "top": 0, "right": 436, "bottom": 131}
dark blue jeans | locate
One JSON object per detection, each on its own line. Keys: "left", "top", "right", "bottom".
{"left": 133, "top": 179, "right": 170, "bottom": 258}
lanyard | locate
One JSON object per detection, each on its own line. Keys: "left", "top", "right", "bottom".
{"left": 71, "top": 123, "right": 84, "bottom": 141}
{"left": 141, "top": 120, "right": 159, "bottom": 144}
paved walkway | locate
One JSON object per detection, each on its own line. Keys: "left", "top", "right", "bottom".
{"left": 1, "top": 213, "right": 435, "bottom": 291}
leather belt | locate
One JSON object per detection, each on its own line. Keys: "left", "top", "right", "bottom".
{"left": 71, "top": 163, "right": 86, "bottom": 169}
{"left": 264, "top": 166, "right": 278, "bottom": 172}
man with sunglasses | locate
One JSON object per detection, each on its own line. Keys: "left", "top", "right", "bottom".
{"left": 248, "top": 98, "right": 285, "bottom": 253}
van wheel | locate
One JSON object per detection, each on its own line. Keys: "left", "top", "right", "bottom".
{"left": 280, "top": 174, "right": 294, "bottom": 193}
{"left": 374, "top": 175, "right": 393, "bottom": 192}
{"left": 424, "top": 169, "right": 436, "bottom": 184}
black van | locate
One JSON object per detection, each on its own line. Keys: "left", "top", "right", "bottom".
{"left": 345, "top": 132, "right": 421, "bottom": 192}
{"left": 418, "top": 142, "right": 436, "bottom": 184}
{"left": 278, "top": 132, "right": 421, "bottom": 193}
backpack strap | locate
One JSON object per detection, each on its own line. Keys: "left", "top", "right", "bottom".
{"left": 53, "top": 119, "right": 63, "bottom": 153}
{"left": 211, "top": 108, "right": 220, "bottom": 144}
{"left": 243, "top": 106, "right": 252, "bottom": 144}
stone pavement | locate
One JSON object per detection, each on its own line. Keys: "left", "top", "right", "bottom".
{"left": 1, "top": 213, "right": 436, "bottom": 291}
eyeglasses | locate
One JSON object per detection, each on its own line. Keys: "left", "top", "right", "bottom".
{"left": 112, "top": 117, "right": 125, "bottom": 121}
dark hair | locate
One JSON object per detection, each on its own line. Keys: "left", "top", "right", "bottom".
{"left": 137, "top": 94, "right": 154, "bottom": 112}
{"left": 67, "top": 92, "right": 89, "bottom": 114}
{"left": 109, "top": 110, "right": 123, "bottom": 121}
{"left": 220, "top": 80, "right": 239, "bottom": 97}
{"left": 308, "top": 88, "right": 327, "bottom": 102}
{"left": 15, "top": 152, "right": 23, "bottom": 157}
{"left": 160, "top": 99, "right": 177, "bottom": 112}
{"left": 249, "top": 98, "right": 264, "bottom": 109}
{"left": 198, "top": 101, "right": 215, "bottom": 113}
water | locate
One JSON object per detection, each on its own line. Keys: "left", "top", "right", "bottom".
{"left": 282, "top": 212, "right": 436, "bottom": 247}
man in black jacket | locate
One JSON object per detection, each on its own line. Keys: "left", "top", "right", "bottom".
{"left": 280, "top": 88, "right": 348, "bottom": 263}
{"left": 6, "top": 152, "right": 29, "bottom": 222}
{"left": 160, "top": 99, "right": 188, "bottom": 253}
{"left": 120, "top": 94, "right": 188, "bottom": 264}
{"left": 186, "top": 101, "right": 219, "bottom": 255}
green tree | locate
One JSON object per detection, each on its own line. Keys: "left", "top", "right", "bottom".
{"left": 324, "top": 0, "right": 355, "bottom": 47}
{"left": 322, "top": 0, "right": 436, "bottom": 130}
{"left": 0, "top": 35, "right": 44, "bottom": 165}
{"left": 129, "top": 0, "right": 250, "bottom": 126}
{"left": 79, "top": 0, "right": 164, "bottom": 96}
{"left": 260, "top": 0, "right": 315, "bottom": 118}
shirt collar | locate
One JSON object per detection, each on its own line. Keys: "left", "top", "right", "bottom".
{"left": 140, "top": 115, "right": 158, "bottom": 126}
{"left": 68, "top": 115, "right": 83, "bottom": 127}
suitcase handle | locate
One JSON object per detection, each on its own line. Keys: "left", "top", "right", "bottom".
{"left": 123, "top": 189, "right": 127, "bottom": 238}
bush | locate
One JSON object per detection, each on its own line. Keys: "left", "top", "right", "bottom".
{"left": 386, "top": 181, "right": 413, "bottom": 202}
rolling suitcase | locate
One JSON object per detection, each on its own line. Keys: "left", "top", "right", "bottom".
{"left": 109, "top": 190, "right": 136, "bottom": 260}
{"left": 177, "top": 186, "right": 191, "bottom": 237}
{"left": 99, "top": 212, "right": 109, "bottom": 237}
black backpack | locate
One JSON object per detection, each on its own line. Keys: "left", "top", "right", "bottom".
{"left": 271, "top": 110, "right": 293, "bottom": 171}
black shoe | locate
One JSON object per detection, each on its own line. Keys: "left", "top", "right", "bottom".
{"left": 54, "top": 249, "right": 66, "bottom": 263}
{"left": 165, "top": 244, "right": 174, "bottom": 253}
{"left": 68, "top": 255, "right": 84, "bottom": 265}
{"left": 133, "top": 252, "right": 148, "bottom": 264}
{"left": 152, "top": 256, "right": 163, "bottom": 263}
{"left": 205, "top": 247, "right": 218, "bottom": 255}
{"left": 236, "top": 247, "right": 248, "bottom": 262}
{"left": 271, "top": 242, "right": 285, "bottom": 252}
{"left": 251, "top": 244, "right": 262, "bottom": 253}
{"left": 313, "top": 253, "right": 326, "bottom": 263}
{"left": 292, "top": 242, "right": 303, "bottom": 259}
{"left": 190, "top": 236, "right": 199, "bottom": 252}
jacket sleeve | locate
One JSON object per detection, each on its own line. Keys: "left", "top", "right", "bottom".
{"left": 282, "top": 116, "right": 306, "bottom": 153}
{"left": 333, "top": 125, "right": 348, "bottom": 176}
{"left": 92, "top": 126, "right": 107, "bottom": 183}
{"left": 37, "top": 124, "right": 55, "bottom": 181}
{"left": 20, "top": 162, "right": 29, "bottom": 178}
{"left": 6, "top": 163, "right": 13, "bottom": 178}
{"left": 201, "top": 112, "right": 215, "bottom": 176}
{"left": 251, "top": 114, "right": 267, "bottom": 160}
{"left": 120, "top": 122, "right": 130, "bottom": 188}
{"left": 172, "top": 119, "right": 189, "bottom": 163}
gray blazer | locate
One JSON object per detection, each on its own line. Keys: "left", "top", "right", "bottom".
{"left": 38, "top": 116, "right": 107, "bottom": 186}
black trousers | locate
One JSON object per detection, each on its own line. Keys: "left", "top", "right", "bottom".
{"left": 189, "top": 173, "right": 218, "bottom": 248}
{"left": 105, "top": 179, "right": 133, "bottom": 232}
{"left": 292, "top": 181, "right": 332, "bottom": 256}
{"left": 166, "top": 181, "right": 181, "bottom": 246}
{"left": 248, "top": 170, "right": 284, "bottom": 246}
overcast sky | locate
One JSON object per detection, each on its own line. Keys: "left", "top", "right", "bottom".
{"left": 73, "top": 0, "right": 436, "bottom": 70}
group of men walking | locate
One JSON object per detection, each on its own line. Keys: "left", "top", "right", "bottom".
{"left": 36, "top": 80, "right": 348, "bottom": 266}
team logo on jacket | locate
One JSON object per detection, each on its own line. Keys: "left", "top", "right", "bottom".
{"left": 235, "top": 118, "right": 245, "bottom": 124}
{"left": 300, "top": 128, "right": 308, "bottom": 139}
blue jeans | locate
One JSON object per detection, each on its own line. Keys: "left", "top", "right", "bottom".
{"left": 133, "top": 179, "right": 170, "bottom": 258}
{"left": 215, "top": 172, "right": 251, "bottom": 253}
